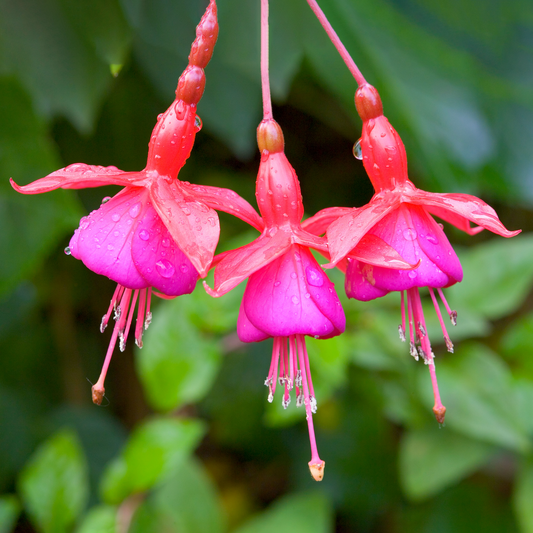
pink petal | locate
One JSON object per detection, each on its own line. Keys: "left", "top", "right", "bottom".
{"left": 208, "top": 229, "right": 292, "bottom": 296}
{"left": 182, "top": 182, "right": 264, "bottom": 233}
{"left": 236, "top": 299, "right": 270, "bottom": 342}
{"left": 349, "top": 234, "right": 418, "bottom": 270}
{"left": 302, "top": 206, "right": 353, "bottom": 236}
{"left": 149, "top": 179, "right": 220, "bottom": 278}
{"left": 326, "top": 194, "right": 402, "bottom": 266}
{"left": 344, "top": 204, "right": 463, "bottom": 300}
{"left": 239, "top": 245, "right": 345, "bottom": 341}
{"left": 131, "top": 203, "right": 199, "bottom": 296}
{"left": 70, "top": 187, "right": 150, "bottom": 289}
{"left": 425, "top": 205, "right": 484, "bottom": 235}
{"left": 10, "top": 164, "right": 145, "bottom": 194}
{"left": 408, "top": 189, "right": 520, "bottom": 238}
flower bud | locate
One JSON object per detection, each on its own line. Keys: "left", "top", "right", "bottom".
{"left": 176, "top": 66, "right": 206, "bottom": 104}
{"left": 355, "top": 84, "right": 383, "bottom": 121}
{"left": 257, "top": 119, "right": 284, "bottom": 154}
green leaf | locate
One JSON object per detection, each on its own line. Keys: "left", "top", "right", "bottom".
{"left": 100, "top": 417, "right": 205, "bottom": 504}
{"left": 234, "top": 492, "right": 332, "bottom": 533}
{"left": 418, "top": 343, "right": 530, "bottom": 452}
{"left": 18, "top": 429, "right": 89, "bottom": 533}
{"left": 76, "top": 505, "right": 117, "bottom": 533}
{"left": 0, "top": 496, "right": 21, "bottom": 533}
{"left": 57, "top": 0, "right": 132, "bottom": 67}
{"left": 513, "top": 456, "right": 533, "bottom": 533}
{"left": 152, "top": 458, "right": 226, "bottom": 533}
{"left": 0, "top": 77, "right": 82, "bottom": 297}
{"left": 136, "top": 295, "right": 221, "bottom": 412}
{"left": 399, "top": 426, "right": 496, "bottom": 501}
{"left": 0, "top": 0, "right": 112, "bottom": 131}
{"left": 447, "top": 236, "right": 533, "bottom": 322}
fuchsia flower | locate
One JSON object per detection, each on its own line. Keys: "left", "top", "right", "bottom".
{"left": 10, "top": 0, "right": 262, "bottom": 404}
{"left": 322, "top": 84, "right": 520, "bottom": 423}
{"left": 205, "top": 119, "right": 413, "bottom": 480}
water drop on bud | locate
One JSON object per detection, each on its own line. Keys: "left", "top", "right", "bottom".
{"left": 353, "top": 138, "right": 363, "bottom": 160}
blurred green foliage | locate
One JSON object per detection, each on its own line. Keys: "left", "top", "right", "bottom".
{"left": 0, "top": 0, "right": 532, "bottom": 531}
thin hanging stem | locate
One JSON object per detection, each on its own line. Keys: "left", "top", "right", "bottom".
{"left": 261, "top": 0, "right": 273, "bottom": 119}
{"left": 305, "top": 0, "right": 367, "bottom": 87}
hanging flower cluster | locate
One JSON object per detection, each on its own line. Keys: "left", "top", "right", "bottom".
{"left": 10, "top": 0, "right": 520, "bottom": 480}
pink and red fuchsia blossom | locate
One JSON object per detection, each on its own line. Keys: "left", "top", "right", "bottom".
{"left": 323, "top": 84, "right": 520, "bottom": 423}
{"left": 11, "top": 0, "right": 262, "bottom": 405}
{"left": 205, "top": 119, "right": 346, "bottom": 481}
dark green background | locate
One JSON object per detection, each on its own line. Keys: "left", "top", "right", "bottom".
{"left": 0, "top": 0, "right": 532, "bottom": 531}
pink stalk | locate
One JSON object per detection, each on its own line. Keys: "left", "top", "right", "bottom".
{"left": 408, "top": 288, "right": 446, "bottom": 423}
{"left": 135, "top": 288, "right": 147, "bottom": 347}
{"left": 120, "top": 290, "right": 139, "bottom": 352}
{"left": 429, "top": 288, "right": 454, "bottom": 353}
{"left": 305, "top": 0, "right": 367, "bottom": 87}
{"left": 296, "top": 335, "right": 325, "bottom": 481}
{"left": 437, "top": 288, "right": 457, "bottom": 326}
{"left": 399, "top": 291, "right": 406, "bottom": 341}
{"left": 260, "top": 0, "right": 273, "bottom": 120}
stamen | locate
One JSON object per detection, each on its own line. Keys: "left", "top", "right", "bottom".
{"left": 398, "top": 291, "right": 406, "bottom": 341}
{"left": 406, "top": 290, "right": 416, "bottom": 347}
{"left": 135, "top": 289, "right": 147, "bottom": 348}
{"left": 120, "top": 290, "right": 139, "bottom": 352}
{"left": 429, "top": 288, "right": 454, "bottom": 353}
{"left": 92, "top": 321, "right": 121, "bottom": 405}
{"left": 296, "top": 334, "right": 325, "bottom": 481}
{"left": 101, "top": 285, "right": 124, "bottom": 333}
{"left": 437, "top": 288, "right": 457, "bottom": 326}
{"left": 409, "top": 289, "right": 446, "bottom": 423}
{"left": 418, "top": 322, "right": 426, "bottom": 337}
{"left": 144, "top": 289, "right": 152, "bottom": 329}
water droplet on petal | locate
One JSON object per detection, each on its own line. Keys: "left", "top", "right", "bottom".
{"left": 156, "top": 259, "right": 175, "bottom": 278}
{"left": 162, "top": 238, "right": 170, "bottom": 248}
{"left": 180, "top": 264, "right": 189, "bottom": 274}
{"left": 403, "top": 228, "right": 417, "bottom": 241}
{"left": 129, "top": 203, "right": 141, "bottom": 218}
{"left": 64, "top": 246, "right": 71, "bottom": 255}
{"left": 274, "top": 281, "right": 281, "bottom": 287}
{"left": 101, "top": 196, "right": 111, "bottom": 204}
{"left": 292, "top": 296, "right": 300, "bottom": 305}
{"left": 194, "top": 115, "right": 202, "bottom": 132}
{"left": 306, "top": 266, "right": 324, "bottom": 287}
{"left": 290, "top": 272, "right": 297, "bottom": 279}
{"left": 426, "top": 234, "right": 438, "bottom": 244}
{"left": 79, "top": 217, "right": 90, "bottom": 230}
{"left": 408, "top": 271, "right": 417, "bottom": 279}
{"left": 111, "top": 213, "right": 120, "bottom": 222}
{"left": 139, "top": 230, "right": 150, "bottom": 241}
{"left": 353, "top": 138, "right": 363, "bottom": 160}
{"left": 261, "top": 149, "right": 269, "bottom": 163}
{"left": 107, "top": 244, "right": 114, "bottom": 251}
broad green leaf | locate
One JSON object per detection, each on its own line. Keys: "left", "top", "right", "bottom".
{"left": 234, "top": 492, "right": 332, "bottom": 533}
{"left": 399, "top": 426, "right": 496, "bottom": 501}
{"left": 418, "top": 343, "right": 530, "bottom": 452}
{"left": 136, "top": 295, "right": 221, "bottom": 412}
{"left": 152, "top": 458, "right": 226, "bottom": 533}
{"left": 0, "top": 77, "right": 82, "bottom": 297}
{"left": 500, "top": 312, "right": 533, "bottom": 380}
{"left": 0, "top": 496, "right": 21, "bottom": 533}
{"left": 18, "top": 429, "right": 89, "bottom": 533}
{"left": 447, "top": 236, "right": 533, "bottom": 322}
{"left": 100, "top": 417, "right": 205, "bottom": 504}
{"left": 76, "top": 505, "right": 117, "bottom": 533}
{"left": 513, "top": 456, "right": 533, "bottom": 533}
{"left": 58, "top": 0, "right": 132, "bottom": 67}
{"left": 0, "top": 0, "right": 112, "bottom": 131}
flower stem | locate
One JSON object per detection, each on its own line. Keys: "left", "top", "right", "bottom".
{"left": 260, "top": 0, "right": 273, "bottom": 120}
{"left": 305, "top": 0, "right": 367, "bottom": 87}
